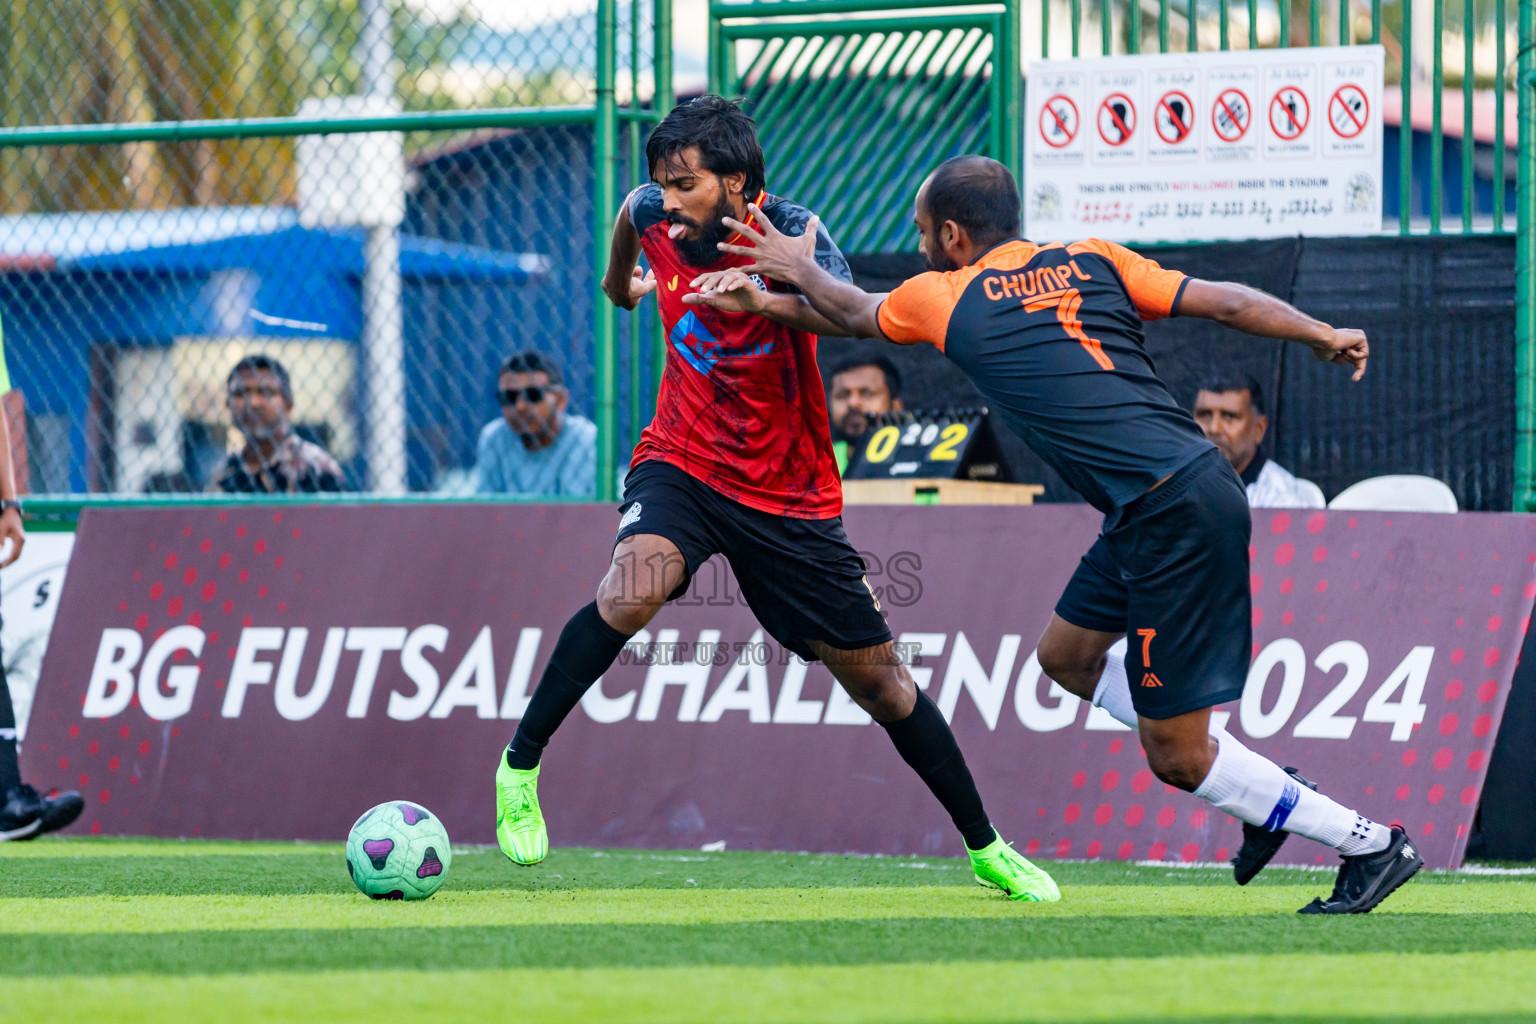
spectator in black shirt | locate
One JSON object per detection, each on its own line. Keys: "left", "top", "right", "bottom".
{"left": 209, "top": 355, "right": 343, "bottom": 494}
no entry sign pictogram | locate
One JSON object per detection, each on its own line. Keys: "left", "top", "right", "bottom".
{"left": 1211, "top": 88, "right": 1251, "bottom": 143}
{"left": 1097, "top": 93, "right": 1136, "bottom": 146}
{"left": 1328, "top": 84, "right": 1369, "bottom": 138}
{"left": 1039, "top": 94, "right": 1080, "bottom": 148}
{"left": 1154, "top": 90, "right": 1194, "bottom": 145}
{"left": 1269, "top": 86, "right": 1309, "bottom": 139}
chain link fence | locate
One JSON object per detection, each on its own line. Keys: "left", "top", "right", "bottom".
{"left": 0, "top": 0, "right": 667, "bottom": 498}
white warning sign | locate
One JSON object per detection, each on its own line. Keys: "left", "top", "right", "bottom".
{"left": 1091, "top": 70, "right": 1143, "bottom": 163}
{"left": 1323, "top": 58, "right": 1377, "bottom": 158}
{"left": 1264, "top": 63, "right": 1318, "bottom": 158}
{"left": 1148, "top": 66, "right": 1200, "bottom": 163}
{"left": 1027, "top": 70, "right": 1087, "bottom": 167}
{"left": 1330, "top": 85, "right": 1369, "bottom": 137}
{"left": 1040, "top": 94, "right": 1080, "bottom": 149}
{"left": 1206, "top": 66, "right": 1258, "bottom": 162}
{"left": 1025, "top": 45, "right": 1383, "bottom": 242}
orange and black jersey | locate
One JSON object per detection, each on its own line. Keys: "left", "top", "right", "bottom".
{"left": 876, "top": 239, "right": 1216, "bottom": 513}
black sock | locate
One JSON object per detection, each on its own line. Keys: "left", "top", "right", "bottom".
{"left": 879, "top": 691, "right": 997, "bottom": 851}
{"left": 0, "top": 662, "right": 21, "bottom": 797}
{"left": 505, "top": 602, "right": 633, "bottom": 770}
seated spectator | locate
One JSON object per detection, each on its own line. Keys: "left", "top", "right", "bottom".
{"left": 1193, "top": 374, "right": 1322, "bottom": 508}
{"left": 209, "top": 355, "right": 344, "bottom": 494}
{"left": 828, "top": 355, "right": 903, "bottom": 474}
{"left": 476, "top": 352, "right": 596, "bottom": 498}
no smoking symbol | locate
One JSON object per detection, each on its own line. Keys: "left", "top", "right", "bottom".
{"left": 1269, "top": 86, "right": 1309, "bottom": 139}
{"left": 1211, "top": 88, "right": 1251, "bottom": 142}
{"left": 1155, "top": 90, "right": 1194, "bottom": 144}
{"left": 1097, "top": 93, "right": 1136, "bottom": 146}
{"left": 1039, "top": 95, "right": 1079, "bottom": 149}
{"left": 1329, "top": 85, "right": 1369, "bottom": 138}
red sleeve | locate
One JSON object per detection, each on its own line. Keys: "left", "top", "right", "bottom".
{"left": 1069, "top": 239, "right": 1188, "bottom": 321}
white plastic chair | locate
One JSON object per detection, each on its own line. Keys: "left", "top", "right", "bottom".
{"left": 1294, "top": 478, "right": 1326, "bottom": 508}
{"left": 1327, "top": 475, "right": 1459, "bottom": 513}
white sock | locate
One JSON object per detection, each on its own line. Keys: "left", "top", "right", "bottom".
{"left": 1092, "top": 646, "right": 1390, "bottom": 856}
{"left": 1093, "top": 643, "right": 1217, "bottom": 736}
{"left": 1195, "top": 729, "right": 1390, "bottom": 855}
{"left": 1090, "top": 640, "right": 1138, "bottom": 729}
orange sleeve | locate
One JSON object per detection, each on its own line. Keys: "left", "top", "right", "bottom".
{"left": 1068, "top": 239, "right": 1188, "bottom": 321}
{"left": 875, "top": 271, "right": 968, "bottom": 349}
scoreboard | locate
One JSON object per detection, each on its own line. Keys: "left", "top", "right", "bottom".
{"left": 842, "top": 409, "right": 1009, "bottom": 482}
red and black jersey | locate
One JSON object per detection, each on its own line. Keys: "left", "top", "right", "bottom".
{"left": 627, "top": 185, "right": 848, "bottom": 519}
{"left": 878, "top": 239, "right": 1214, "bottom": 513}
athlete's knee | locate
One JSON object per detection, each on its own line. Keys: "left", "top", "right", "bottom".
{"left": 594, "top": 568, "right": 664, "bottom": 635}
{"left": 597, "top": 540, "right": 686, "bottom": 633}
{"left": 819, "top": 644, "right": 916, "bottom": 721}
{"left": 851, "top": 673, "right": 915, "bottom": 719}
{"left": 1142, "top": 732, "right": 1216, "bottom": 792}
{"left": 1037, "top": 642, "right": 1103, "bottom": 700}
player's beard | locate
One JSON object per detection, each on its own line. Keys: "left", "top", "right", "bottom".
{"left": 671, "top": 194, "right": 736, "bottom": 268}
{"left": 835, "top": 409, "right": 873, "bottom": 441}
{"left": 924, "top": 248, "right": 960, "bottom": 273}
{"left": 234, "top": 412, "right": 283, "bottom": 445}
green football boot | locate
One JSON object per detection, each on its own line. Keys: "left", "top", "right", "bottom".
{"left": 495, "top": 756, "right": 548, "bottom": 866}
{"left": 969, "top": 836, "right": 1061, "bottom": 902}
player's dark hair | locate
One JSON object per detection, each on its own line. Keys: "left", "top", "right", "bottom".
{"left": 830, "top": 355, "right": 902, "bottom": 400}
{"left": 499, "top": 350, "right": 565, "bottom": 386}
{"left": 1197, "top": 373, "right": 1266, "bottom": 415}
{"left": 227, "top": 354, "right": 292, "bottom": 402}
{"left": 646, "top": 95, "right": 766, "bottom": 197}
{"left": 923, "top": 156, "right": 1021, "bottom": 246}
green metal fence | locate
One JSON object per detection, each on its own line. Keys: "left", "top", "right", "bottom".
{"left": 1036, "top": 0, "right": 1521, "bottom": 237}
{"left": 3, "top": 0, "right": 1535, "bottom": 510}
{"left": 1517, "top": 3, "right": 1535, "bottom": 511}
{"left": 708, "top": 0, "right": 1021, "bottom": 253}
{"left": 713, "top": 0, "right": 1536, "bottom": 510}
{"left": 0, "top": 0, "right": 669, "bottom": 513}
{"left": 1028, "top": 0, "right": 1534, "bottom": 509}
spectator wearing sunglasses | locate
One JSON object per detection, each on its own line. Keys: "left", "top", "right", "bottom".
{"left": 475, "top": 351, "right": 597, "bottom": 498}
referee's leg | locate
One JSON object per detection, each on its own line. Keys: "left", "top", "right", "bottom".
{"left": 0, "top": 635, "right": 85, "bottom": 841}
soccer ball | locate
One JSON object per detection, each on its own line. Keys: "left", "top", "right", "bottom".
{"left": 345, "top": 800, "right": 453, "bottom": 900}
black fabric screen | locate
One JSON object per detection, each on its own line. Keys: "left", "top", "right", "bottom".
{"left": 1470, "top": 621, "right": 1536, "bottom": 861}
{"left": 1277, "top": 236, "right": 1515, "bottom": 512}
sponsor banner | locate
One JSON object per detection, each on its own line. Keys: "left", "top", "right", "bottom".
{"left": 1025, "top": 46, "right": 1383, "bottom": 243}
{"left": 28, "top": 504, "right": 1534, "bottom": 868}
{"left": 2, "top": 532, "right": 74, "bottom": 740}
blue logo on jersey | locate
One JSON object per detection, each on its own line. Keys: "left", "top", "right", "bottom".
{"left": 670, "top": 310, "right": 775, "bottom": 375}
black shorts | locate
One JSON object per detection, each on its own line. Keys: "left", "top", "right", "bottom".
{"left": 614, "top": 459, "right": 892, "bottom": 661}
{"left": 1055, "top": 448, "right": 1252, "bottom": 719}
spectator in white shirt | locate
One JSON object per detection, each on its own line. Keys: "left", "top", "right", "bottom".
{"left": 1192, "top": 375, "right": 1323, "bottom": 509}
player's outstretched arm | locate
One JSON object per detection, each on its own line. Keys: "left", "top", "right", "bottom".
{"left": 1178, "top": 279, "right": 1369, "bottom": 381}
{"left": 600, "top": 199, "right": 656, "bottom": 311}
{"left": 716, "top": 206, "right": 887, "bottom": 339}
{"left": 682, "top": 269, "right": 849, "bottom": 337}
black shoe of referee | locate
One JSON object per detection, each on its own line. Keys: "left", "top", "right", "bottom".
{"left": 0, "top": 784, "right": 85, "bottom": 842}
{"left": 1297, "top": 825, "right": 1424, "bottom": 914}
{"left": 1231, "top": 766, "right": 1317, "bottom": 886}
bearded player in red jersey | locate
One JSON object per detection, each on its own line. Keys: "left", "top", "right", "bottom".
{"left": 492, "top": 97, "right": 1057, "bottom": 901}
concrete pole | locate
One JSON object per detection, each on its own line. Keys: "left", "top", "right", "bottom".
{"left": 360, "top": 0, "right": 407, "bottom": 494}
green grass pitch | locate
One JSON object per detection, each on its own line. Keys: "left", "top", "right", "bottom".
{"left": 4, "top": 838, "right": 1534, "bottom": 1023}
